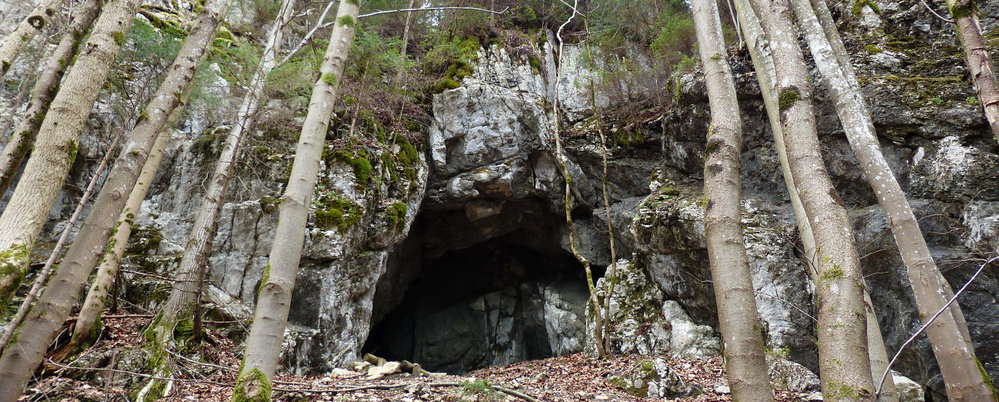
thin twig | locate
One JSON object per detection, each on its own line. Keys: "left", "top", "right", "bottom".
{"left": 357, "top": 6, "right": 508, "bottom": 20}
{"left": 919, "top": 0, "right": 953, "bottom": 23}
{"left": 276, "top": 0, "right": 336, "bottom": 67}
{"left": 43, "top": 358, "right": 234, "bottom": 387}
{"left": 427, "top": 382, "right": 539, "bottom": 402}
{"left": 875, "top": 254, "right": 999, "bottom": 395}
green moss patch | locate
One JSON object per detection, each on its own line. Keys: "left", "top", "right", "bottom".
{"left": 314, "top": 195, "right": 363, "bottom": 232}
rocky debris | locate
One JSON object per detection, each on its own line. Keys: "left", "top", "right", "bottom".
{"left": 767, "top": 356, "right": 821, "bottom": 395}
{"left": 892, "top": 371, "right": 926, "bottom": 402}
{"left": 608, "top": 357, "right": 704, "bottom": 399}
{"left": 352, "top": 354, "right": 435, "bottom": 379}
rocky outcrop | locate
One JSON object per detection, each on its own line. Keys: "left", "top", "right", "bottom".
{"left": 1, "top": 0, "right": 998, "bottom": 398}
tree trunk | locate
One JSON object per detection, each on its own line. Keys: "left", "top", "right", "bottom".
{"left": 71, "top": 102, "right": 187, "bottom": 345}
{"left": 393, "top": 0, "right": 416, "bottom": 85}
{"left": 0, "top": 0, "right": 63, "bottom": 78}
{"left": 0, "top": 118, "right": 121, "bottom": 355}
{"left": 233, "top": 2, "right": 359, "bottom": 399}
{"left": 0, "top": 0, "right": 229, "bottom": 399}
{"left": 946, "top": 0, "right": 999, "bottom": 141}
{"left": 745, "top": 0, "right": 874, "bottom": 398}
{"left": 0, "top": 0, "right": 103, "bottom": 206}
{"left": 139, "top": 2, "right": 297, "bottom": 398}
{"left": 732, "top": 3, "right": 898, "bottom": 399}
{"left": 692, "top": 0, "right": 773, "bottom": 399}
{"left": 795, "top": 0, "right": 994, "bottom": 398}
{"left": 550, "top": 0, "right": 606, "bottom": 358}
{"left": 0, "top": 0, "right": 141, "bottom": 311}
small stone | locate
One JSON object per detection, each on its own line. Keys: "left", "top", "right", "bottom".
{"left": 714, "top": 384, "right": 730, "bottom": 394}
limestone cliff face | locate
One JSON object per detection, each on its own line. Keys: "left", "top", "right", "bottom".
{"left": 0, "top": 0, "right": 997, "bottom": 397}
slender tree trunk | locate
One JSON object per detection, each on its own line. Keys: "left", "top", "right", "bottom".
{"left": 692, "top": 0, "right": 773, "bottom": 399}
{"left": 233, "top": 2, "right": 359, "bottom": 400}
{"left": 0, "top": 0, "right": 63, "bottom": 78}
{"left": 0, "top": 122, "right": 121, "bottom": 355}
{"left": 139, "top": 3, "right": 297, "bottom": 398}
{"left": 795, "top": 0, "right": 994, "bottom": 398}
{"left": 393, "top": 0, "right": 416, "bottom": 85}
{"left": 733, "top": 2, "right": 897, "bottom": 398}
{"left": 0, "top": 0, "right": 141, "bottom": 311}
{"left": 946, "top": 0, "right": 999, "bottom": 140}
{"left": 72, "top": 103, "right": 187, "bottom": 345}
{"left": 0, "top": 1, "right": 229, "bottom": 399}
{"left": 550, "top": 0, "right": 605, "bottom": 358}
{"left": 0, "top": 0, "right": 103, "bottom": 206}
{"left": 745, "top": 0, "right": 874, "bottom": 399}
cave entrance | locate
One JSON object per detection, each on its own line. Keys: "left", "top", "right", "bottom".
{"left": 363, "top": 207, "right": 592, "bottom": 374}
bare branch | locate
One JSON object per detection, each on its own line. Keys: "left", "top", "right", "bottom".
{"left": 357, "top": 6, "right": 508, "bottom": 20}
{"left": 876, "top": 254, "right": 999, "bottom": 396}
{"left": 277, "top": 0, "right": 336, "bottom": 67}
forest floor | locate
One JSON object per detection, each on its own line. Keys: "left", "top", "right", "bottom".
{"left": 19, "top": 314, "right": 806, "bottom": 401}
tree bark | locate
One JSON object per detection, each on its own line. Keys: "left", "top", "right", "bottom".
{"left": 139, "top": 2, "right": 297, "bottom": 398}
{"left": 0, "top": 0, "right": 229, "bottom": 399}
{"left": 946, "top": 0, "right": 999, "bottom": 141}
{"left": 0, "top": 0, "right": 63, "bottom": 78}
{"left": 0, "top": 118, "right": 122, "bottom": 355}
{"left": 233, "top": 2, "right": 359, "bottom": 399}
{"left": 0, "top": 0, "right": 140, "bottom": 311}
{"left": 732, "top": 3, "right": 898, "bottom": 399}
{"left": 71, "top": 102, "right": 187, "bottom": 345}
{"left": 393, "top": 0, "right": 416, "bottom": 85}
{"left": 796, "top": 0, "right": 993, "bottom": 398}
{"left": 691, "top": 0, "right": 774, "bottom": 399}
{"left": 744, "top": 0, "right": 874, "bottom": 399}
{"left": 0, "top": 0, "right": 103, "bottom": 207}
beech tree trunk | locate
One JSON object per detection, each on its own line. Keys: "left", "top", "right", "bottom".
{"left": 0, "top": 0, "right": 63, "bottom": 78}
{"left": 745, "top": 0, "right": 874, "bottom": 398}
{"left": 0, "top": 0, "right": 103, "bottom": 206}
{"left": 234, "top": 2, "right": 359, "bottom": 399}
{"left": 72, "top": 103, "right": 187, "bottom": 345}
{"left": 0, "top": 1, "right": 229, "bottom": 399}
{"left": 795, "top": 0, "right": 994, "bottom": 398}
{"left": 946, "top": 0, "right": 999, "bottom": 140}
{"left": 731, "top": 3, "right": 898, "bottom": 399}
{"left": 691, "top": 0, "right": 774, "bottom": 399}
{"left": 139, "top": 3, "right": 297, "bottom": 398}
{"left": 0, "top": 0, "right": 141, "bottom": 311}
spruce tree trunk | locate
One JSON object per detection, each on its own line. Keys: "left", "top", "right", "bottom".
{"left": 0, "top": 0, "right": 103, "bottom": 206}
{"left": 72, "top": 102, "right": 187, "bottom": 345}
{"left": 0, "top": 0, "right": 63, "bottom": 78}
{"left": 744, "top": 0, "right": 874, "bottom": 398}
{"left": 140, "top": 4, "right": 297, "bottom": 396}
{"left": 691, "top": 0, "right": 773, "bottom": 399}
{"left": 0, "top": 0, "right": 141, "bottom": 311}
{"left": 234, "top": 2, "right": 359, "bottom": 399}
{"left": 0, "top": 1, "right": 229, "bottom": 399}
{"left": 946, "top": 0, "right": 999, "bottom": 140}
{"left": 795, "top": 0, "right": 993, "bottom": 398}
